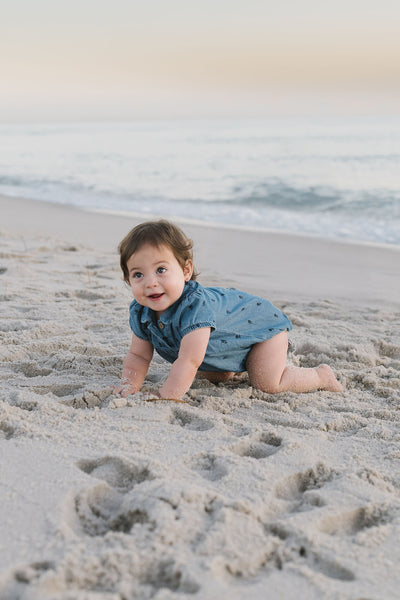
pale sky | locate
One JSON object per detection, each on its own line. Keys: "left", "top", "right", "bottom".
{"left": 1, "top": 0, "right": 399, "bottom": 121}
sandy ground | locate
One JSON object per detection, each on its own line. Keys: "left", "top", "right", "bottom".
{"left": 1, "top": 195, "right": 400, "bottom": 600}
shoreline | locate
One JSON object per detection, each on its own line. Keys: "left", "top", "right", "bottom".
{"left": 2, "top": 193, "right": 400, "bottom": 307}
{"left": 3, "top": 192, "right": 400, "bottom": 252}
{"left": 92, "top": 206, "right": 400, "bottom": 251}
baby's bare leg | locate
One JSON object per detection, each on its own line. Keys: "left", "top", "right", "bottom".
{"left": 197, "top": 371, "right": 234, "bottom": 384}
{"left": 247, "top": 332, "right": 342, "bottom": 393}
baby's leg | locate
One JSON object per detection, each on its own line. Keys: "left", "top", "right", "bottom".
{"left": 247, "top": 331, "right": 342, "bottom": 393}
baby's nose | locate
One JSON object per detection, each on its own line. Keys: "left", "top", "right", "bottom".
{"left": 146, "top": 274, "right": 158, "bottom": 287}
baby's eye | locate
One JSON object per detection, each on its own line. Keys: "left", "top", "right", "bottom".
{"left": 132, "top": 272, "right": 143, "bottom": 279}
{"left": 157, "top": 267, "right": 167, "bottom": 274}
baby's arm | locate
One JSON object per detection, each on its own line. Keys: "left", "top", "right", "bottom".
{"left": 114, "top": 333, "right": 154, "bottom": 397}
{"left": 159, "top": 327, "right": 211, "bottom": 400}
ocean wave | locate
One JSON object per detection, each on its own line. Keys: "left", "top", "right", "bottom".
{"left": 1, "top": 117, "right": 399, "bottom": 245}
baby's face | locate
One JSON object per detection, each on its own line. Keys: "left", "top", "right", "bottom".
{"left": 126, "top": 243, "right": 193, "bottom": 317}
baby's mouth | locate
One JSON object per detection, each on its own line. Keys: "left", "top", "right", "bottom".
{"left": 148, "top": 293, "right": 164, "bottom": 300}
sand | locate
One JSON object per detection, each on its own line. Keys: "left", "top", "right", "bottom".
{"left": 1, "top": 194, "right": 399, "bottom": 600}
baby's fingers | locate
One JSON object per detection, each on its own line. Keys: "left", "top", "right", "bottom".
{"left": 113, "top": 384, "right": 136, "bottom": 398}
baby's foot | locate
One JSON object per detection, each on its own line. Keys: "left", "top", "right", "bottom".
{"left": 316, "top": 364, "right": 343, "bottom": 392}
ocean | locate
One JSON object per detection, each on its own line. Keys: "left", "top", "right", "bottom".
{"left": 1, "top": 116, "right": 399, "bottom": 245}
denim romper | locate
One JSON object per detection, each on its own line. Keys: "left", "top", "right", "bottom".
{"left": 129, "top": 280, "right": 292, "bottom": 373}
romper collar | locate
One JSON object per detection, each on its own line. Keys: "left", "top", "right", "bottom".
{"left": 139, "top": 280, "right": 199, "bottom": 326}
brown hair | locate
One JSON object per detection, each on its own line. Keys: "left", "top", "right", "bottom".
{"left": 118, "top": 219, "right": 197, "bottom": 283}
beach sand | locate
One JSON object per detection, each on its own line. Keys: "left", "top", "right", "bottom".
{"left": 1, "top": 194, "right": 399, "bottom": 599}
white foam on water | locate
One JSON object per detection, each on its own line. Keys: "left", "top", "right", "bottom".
{"left": 1, "top": 116, "right": 399, "bottom": 245}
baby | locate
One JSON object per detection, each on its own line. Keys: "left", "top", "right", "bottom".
{"left": 114, "top": 220, "right": 342, "bottom": 401}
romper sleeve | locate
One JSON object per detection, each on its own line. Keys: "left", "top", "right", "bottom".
{"left": 179, "top": 287, "right": 216, "bottom": 337}
{"left": 128, "top": 300, "right": 150, "bottom": 341}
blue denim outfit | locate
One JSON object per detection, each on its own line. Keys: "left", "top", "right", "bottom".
{"left": 129, "top": 280, "right": 292, "bottom": 373}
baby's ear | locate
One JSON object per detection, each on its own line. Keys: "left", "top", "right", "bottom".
{"left": 183, "top": 260, "right": 194, "bottom": 281}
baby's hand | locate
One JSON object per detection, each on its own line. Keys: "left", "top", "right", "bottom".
{"left": 113, "top": 379, "right": 136, "bottom": 398}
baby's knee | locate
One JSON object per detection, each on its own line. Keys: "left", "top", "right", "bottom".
{"left": 254, "top": 381, "right": 282, "bottom": 394}
{"left": 249, "top": 373, "right": 282, "bottom": 394}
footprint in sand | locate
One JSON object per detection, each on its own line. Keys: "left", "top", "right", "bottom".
{"left": 64, "top": 386, "right": 113, "bottom": 409}
{"left": 266, "top": 525, "right": 355, "bottom": 582}
{"left": 0, "top": 420, "right": 18, "bottom": 440}
{"left": 14, "top": 561, "right": 56, "bottom": 584}
{"left": 169, "top": 406, "right": 215, "bottom": 431}
{"left": 306, "top": 550, "right": 355, "bottom": 581}
{"left": 0, "top": 561, "right": 57, "bottom": 600}
{"left": 8, "top": 392, "right": 38, "bottom": 412}
{"left": 221, "top": 417, "right": 251, "bottom": 437}
{"left": 12, "top": 362, "right": 53, "bottom": 378}
{"left": 318, "top": 504, "right": 391, "bottom": 536}
{"left": 231, "top": 431, "right": 282, "bottom": 460}
{"left": 0, "top": 414, "right": 26, "bottom": 439}
{"left": 74, "top": 483, "right": 150, "bottom": 536}
{"left": 76, "top": 456, "right": 154, "bottom": 493}
{"left": 31, "top": 383, "right": 83, "bottom": 398}
{"left": 274, "top": 463, "right": 336, "bottom": 511}
{"left": 140, "top": 559, "right": 200, "bottom": 595}
{"left": 74, "top": 456, "right": 155, "bottom": 536}
{"left": 192, "top": 452, "right": 229, "bottom": 481}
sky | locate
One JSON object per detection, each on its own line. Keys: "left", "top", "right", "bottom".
{"left": 1, "top": 0, "right": 400, "bottom": 121}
